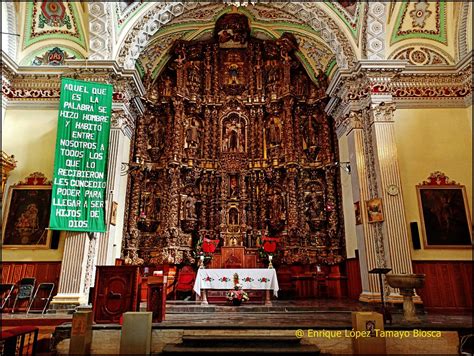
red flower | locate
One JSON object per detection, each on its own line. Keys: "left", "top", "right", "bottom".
{"left": 202, "top": 238, "right": 219, "bottom": 253}
{"left": 262, "top": 237, "right": 280, "bottom": 253}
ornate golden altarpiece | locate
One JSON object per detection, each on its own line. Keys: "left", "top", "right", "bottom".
{"left": 124, "top": 13, "right": 345, "bottom": 267}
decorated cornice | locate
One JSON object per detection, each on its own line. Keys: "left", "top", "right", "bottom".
{"left": 391, "top": 51, "right": 472, "bottom": 108}
{"left": 325, "top": 60, "right": 406, "bottom": 121}
{"left": 326, "top": 51, "right": 472, "bottom": 127}
{"left": 2, "top": 54, "right": 144, "bottom": 109}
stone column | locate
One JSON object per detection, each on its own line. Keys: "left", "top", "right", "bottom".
{"left": 96, "top": 111, "right": 133, "bottom": 266}
{"left": 367, "top": 102, "right": 414, "bottom": 303}
{"left": 50, "top": 232, "right": 96, "bottom": 307}
{"left": 327, "top": 61, "right": 416, "bottom": 304}
{"left": 51, "top": 109, "right": 136, "bottom": 308}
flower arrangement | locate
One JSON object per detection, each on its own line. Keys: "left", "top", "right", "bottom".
{"left": 226, "top": 273, "right": 249, "bottom": 305}
{"left": 226, "top": 285, "right": 249, "bottom": 305}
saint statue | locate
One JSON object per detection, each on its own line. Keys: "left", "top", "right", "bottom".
{"left": 229, "top": 208, "right": 239, "bottom": 225}
{"left": 224, "top": 117, "right": 243, "bottom": 152}
{"left": 267, "top": 117, "right": 281, "bottom": 146}
{"left": 186, "top": 118, "right": 200, "bottom": 149}
{"left": 184, "top": 194, "right": 197, "bottom": 220}
{"left": 305, "top": 187, "right": 324, "bottom": 220}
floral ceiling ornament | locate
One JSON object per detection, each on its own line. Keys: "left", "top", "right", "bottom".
{"left": 409, "top": 1, "right": 432, "bottom": 28}
{"left": 39, "top": 0, "right": 71, "bottom": 29}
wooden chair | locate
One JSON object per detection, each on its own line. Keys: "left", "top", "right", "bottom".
{"left": 173, "top": 266, "right": 196, "bottom": 300}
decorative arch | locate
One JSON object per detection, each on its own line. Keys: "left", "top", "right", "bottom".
{"left": 114, "top": 2, "right": 358, "bottom": 72}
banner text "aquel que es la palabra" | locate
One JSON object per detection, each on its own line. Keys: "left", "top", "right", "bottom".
{"left": 49, "top": 78, "right": 112, "bottom": 233}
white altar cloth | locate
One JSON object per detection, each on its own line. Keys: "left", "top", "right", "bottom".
{"left": 193, "top": 269, "right": 279, "bottom": 297}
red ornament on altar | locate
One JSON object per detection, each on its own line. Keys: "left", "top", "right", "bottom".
{"left": 202, "top": 238, "right": 219, "bottom": 253}
{"left": 262, "top": 237, "right": 280, "bottom": 253}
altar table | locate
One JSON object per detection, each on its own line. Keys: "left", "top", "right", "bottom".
{"left": 193, "top": 269, "right": 279, "bottom": 305}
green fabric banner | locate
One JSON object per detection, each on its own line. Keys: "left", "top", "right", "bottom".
{"left": 49, "top": 78, "right": 113, "bottom": 232}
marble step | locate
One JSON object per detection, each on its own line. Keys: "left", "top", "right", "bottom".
{"left": 181, "top": 335, "right": 302, "bottom": 347}
{"left": 162, "top": 334, "right": 320, "bottom": 355}
{"left": 162, "top": 344, "right": 320, "bottom": 355}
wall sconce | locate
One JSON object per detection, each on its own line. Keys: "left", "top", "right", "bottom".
{"left": 336, "top": 161, "right": 351, "bottom": 174}
{"left": 121, "top": 157, "right": 149, "bottom": 176}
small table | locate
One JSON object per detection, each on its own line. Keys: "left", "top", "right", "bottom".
{"left": 369, "top": 267, "right": 392, "bottom": 324}
{"left": 194, "top": 269, "right": 279, "bottom": 306}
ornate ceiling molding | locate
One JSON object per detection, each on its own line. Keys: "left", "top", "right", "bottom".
{"left": 2, "top": 2, "right": 18, "bottom": 59}
{"left": 115, "top": 2, "right": 358, "bottom": 72}
{"left": 22, "top": 1, "right": 87, "bottom": 51}
{"left": 390, "top": 1, "right": 447, "bottom": 46}
{"left": 88, "top": 2, "right": 113, "bottom": 60}
{"left": 390, "top": 44, "right": 453, "bottom": 66}
{"left": 364, "top": 2, "right": 386, "bottom": 60}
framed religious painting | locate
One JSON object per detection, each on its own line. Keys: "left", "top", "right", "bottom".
{"left": 2, "top": 184, "right": 53, "bottom": 249}
{"left": 110, "top": 201, "right": 118, "bottom": 226}
{"left": 417, "top": 172, "right": 472, "bottom": 248}
{"left": 366, "top": 198, "right": 383, "bottom": 223}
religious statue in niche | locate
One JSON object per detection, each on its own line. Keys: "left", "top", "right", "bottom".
{"left": 185, "top": 117, "right": 201, "bottom": 155}
{"left": 229, "top": 207, "right": 239, "bottom": 225}
{"left": 229, "top": 175, "right": 239, "bottom": 199}
{"left": 137, "top": 180, "right": 161, "bottom": 233}
{"left": 183, "top": 193, "right": 197, "bottom": 220}
{"left": 223, "top": 52, "right": 245, "bottom": 94}
{"left": 145, "top": 186, "right": 160, "bottom": 221}
{"left": 305, "top": 185, "right": 326, "bottom": 230}
{"left": 302, "top": 110, "right": 322, "bottom": 161}
{"left": 266, "top": 116, "right": 282, "bottom": 147}
{"left": 222, "top": 115, "right": 245, "bottom": 153}
{"left": 266, "top": 64, "right": 280, "bottom": 96}
{"left": 267, "top": 187, "right": 286, "bottom": 233}
{"left": 187, "top": 61, "right": 201, "bottom": 95}
{"left": 228, "top": 64, "right": 240, "bottom": 85}
{"left": 161, "top": 75, "right": 173, "bottom": 97}
{"left": 295, "top": 73, "right": 307, "bottom": 97}
{"left": 147, "top": 113, "right": 166, "bottom": 160}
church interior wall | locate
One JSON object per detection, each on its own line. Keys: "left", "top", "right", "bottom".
{"left": 2, "top": 108, "right": 66, "bottom": 262}
{"left": 394, "top": 107, "right": 472, "bottom": 261}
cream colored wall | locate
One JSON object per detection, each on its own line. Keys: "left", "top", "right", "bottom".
{"left": 338, "top": 135, "right": 358, "bottom": 259}
{"left": 2, "top": 109, "right": 65, "bottom": 261}
{"left": 394, "top": 107, "right": 472, "bottom": 261}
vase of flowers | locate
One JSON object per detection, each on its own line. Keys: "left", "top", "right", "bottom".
{"left": 226, "top": 284, "right": 249, "bottom": 306}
